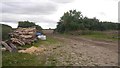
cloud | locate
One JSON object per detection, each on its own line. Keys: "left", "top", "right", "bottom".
{"left": 36, "top": 22, "right": 57, "bottom": 29}
{"left": 99, "top": 12, "right": 106, "bottom": 16}
{"left": 1, "top": 0, "right": 49, "bottom": 2}
{"left": 50, "top": 0, "right": 75, "bottom": 3}
{"left": 118, "top": 1, "right": 120, "bottom": 22}
{"left": 1, "top": 0, "right": 118, "bottom": 29}
{"left": 0, "top": 1, "right": 61, "bottom": 29}
{"left": 2, "top": 13, "right": 25, "bottom": 22}
{"left": 1, "top": 0, "right": 76, "bottom": 29}
{"left": 2, "top": 2, "right": 58, "bottom": 15}
{"left": 2, "top": 0, "right": 75, "bottom": 3}
{"left": 1, "top": 13, "right": 57, "bottom": 23}
{"left": 112, "top": 0, "right": 119, "bottom": 2}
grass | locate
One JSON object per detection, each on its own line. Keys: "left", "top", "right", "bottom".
{"left": 61, "top": 30, "right": 119, "bottom": 41}
{"left": 2, "top": 52, "right": 58, "bottom": 66}
{"left": 16, "top": 36, "right": 59, "bottom": 49}
{"left": 2, "top": 36, "right": 60, "bottom": 66}
{"left": 34, "top": 36, "right": 60, "bottom": 47}
{"left": 80, "top": 31, "right": 119, "bottom": 41}
{"left": 2, "top": 51, "right": 39, "bottom": 66}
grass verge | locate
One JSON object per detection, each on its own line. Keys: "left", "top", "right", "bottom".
{"left": 2, "top": 51, "right": 39, "bottom": 66}
{"left": 2, "top": 36, "right": 60, "bottom": 66}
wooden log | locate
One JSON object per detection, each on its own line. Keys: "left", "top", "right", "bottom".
{"left": 16, "top": 41, "right": 24, "bottom": 46}
{"left": 6, "top": 41, "right": 17, "bottom": 52}
{"left": 1, "top": 41, "right": 12, "bottom": 52}
{"left": 9, "top": 43, "right": 17, "bottom": 52}
{"left": 1, "top": 47, "right": 6, "bottom": 51}
{"left": 20, "top": 35, "right": 33, "bottom": 39}
{"left": 18, "top": 40, "right": 25, "bottom": 45}
{"left": 11, "top": 38, "right": 25, "bottom": 46}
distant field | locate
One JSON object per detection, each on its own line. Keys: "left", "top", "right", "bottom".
{"left": 42, "top": 29, "right": 54, "bottom": 34}
{"left": 63, "top": 30, "right": 119, "bottom": 41}
{"left": 80, "top": 30, "right": 119, "bottom": 41}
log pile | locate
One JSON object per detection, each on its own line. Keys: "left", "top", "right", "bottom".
{"left": 1, "top": 27, "right": 37, "bottom": 52}
{"left": 10, "top": 27, "right": 37, "bottom": 45}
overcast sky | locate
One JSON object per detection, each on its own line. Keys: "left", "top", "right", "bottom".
{"left": 0, "top": 0, "right": 119, "bottom": 29}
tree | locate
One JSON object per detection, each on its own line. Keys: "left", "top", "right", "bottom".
{"left": 56, "top": 10, "right": 83, "bottom": 32}
{"left": 56, "top": 10, "right": 119, "bottom": 33}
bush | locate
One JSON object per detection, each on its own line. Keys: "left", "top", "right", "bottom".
{"left": 1, "top": 24, "right": 13, "bottom": 41}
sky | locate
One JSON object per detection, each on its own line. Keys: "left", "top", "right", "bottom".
{"left": 0, "top": 0, "right": 119, "bottom": 29}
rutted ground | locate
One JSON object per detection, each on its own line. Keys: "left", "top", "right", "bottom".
{"left": 35, "top": 34, "right": 118, "bottom": 66}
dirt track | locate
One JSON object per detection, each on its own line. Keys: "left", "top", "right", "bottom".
{"left": 37, "top": 34, "right": 118, "bottom": 66}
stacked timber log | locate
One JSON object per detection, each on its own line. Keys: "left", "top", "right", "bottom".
{"left": 1, "top": 27, "right": 37, "bottom": 52}
{"left": 10, "top": 27, "right": 37, "bottom": 45}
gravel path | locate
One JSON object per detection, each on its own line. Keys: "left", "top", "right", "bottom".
{"left": 37, "top": 35, "right": 118, "bottom": 66}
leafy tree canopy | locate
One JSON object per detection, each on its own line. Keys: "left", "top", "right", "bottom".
{"left": 56, "top": 10, "right": 119, "bottom": 33}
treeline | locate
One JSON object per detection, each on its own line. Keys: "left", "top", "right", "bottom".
{"left": 18, "top": 21, "right": 42, "bottom": 32}
{"left": 55, "top": 10, "right": 119, "bottom": 33}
